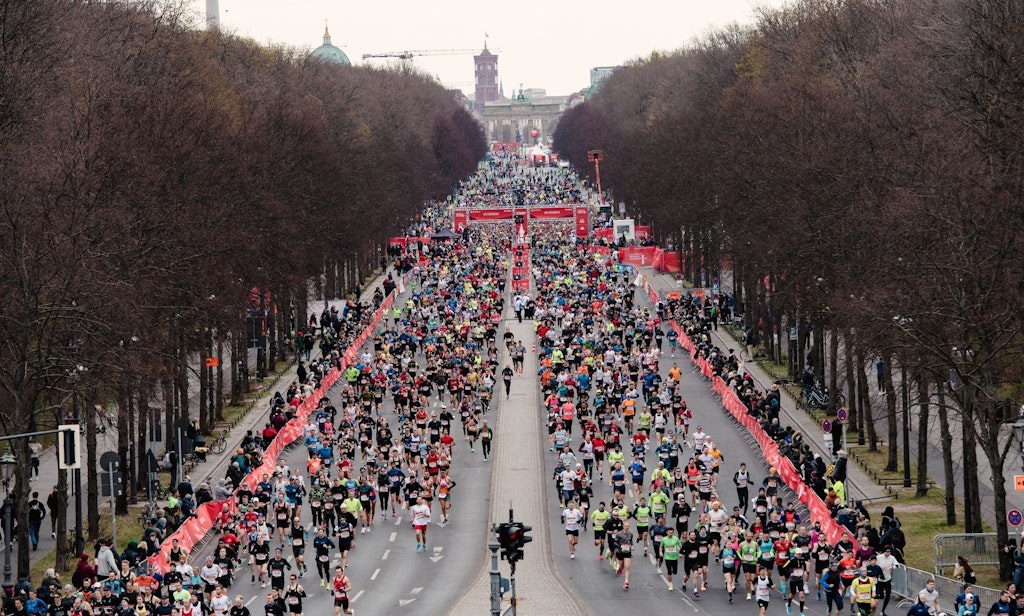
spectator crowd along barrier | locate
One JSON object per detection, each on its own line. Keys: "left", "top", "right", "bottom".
{"left": 145, "top": 277, "right": 406, "bottom": 573}
{"left": 622, "top": 264, "right": 851, "bottom": 546}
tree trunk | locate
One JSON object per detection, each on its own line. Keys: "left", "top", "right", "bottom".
{"left": 55, "top": 467, "right": 70, "bottom": 572}
{"left": 86, "top": 398, "right": 100, "bottom": 541}
{"left": 15, "top": 437, "right": 31, "bottom": 578}
{"left": 901, "top": 359, "right": 912, "bottom": 488}
{"left": 216, "top": 334, "right": 224, "bottom": 421}
{"left": 843, "top": 332, "right": 858, "bottom": 436}
{"left": 915, "top": 370, "right": 930, "bottom": 496}
{"left": 883, "top": 352, "right": 899, "bottom": 472}
{"left": 860, "top": 355, "right": 876, "bottom": 450}
{"left": 136, "top": 389, "right": 148, "bottom": 493}
{"left": 268, "top": 291, "right": 278, "bottom": 371}
{"left": 936, "top": 380, "right": 956, "bottom": 524}
{"left": 116, "top": 386, "right": 130, "bottom": 515}
{"left": 199, "top": 328, "right": 208, "bottom": 435}
{"left": 162, "top": 358, "right": 174, "bottom": 453}
{"left": 961, "top": 395, "right": 983, "bottom": 532}
{"left": 828, "top": 328, "right": 839, "bottom": 413}
{"left": 230, "top": 327, "right": 241, "bottom": 406}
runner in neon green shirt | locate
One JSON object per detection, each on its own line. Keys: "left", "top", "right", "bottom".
{"left": 661, "top": 529, "right": 682, "bottom": 590}
{"left": 591, "top": 504, "right": 612, "bottom": 558}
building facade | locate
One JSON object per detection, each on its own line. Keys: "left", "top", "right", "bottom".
{"left": 480, "top": 87, "right": 568, "bottom": 144}
{"left": 474, "top": 45, "right": 499, "bottom": 114}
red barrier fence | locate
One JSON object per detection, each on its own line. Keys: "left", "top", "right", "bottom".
{"left": 147, "top": 279, "right": 404, "bottom": 574}
{"left": 659, "top": 293, "right": 850, "bottom": 545}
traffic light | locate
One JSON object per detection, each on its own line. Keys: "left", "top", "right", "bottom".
{"left": 496, "top": 522, "right": 511, "bottom": 560}
{"left": 506, "top": 522, "right": 533, "bottom": 562}
{"left": 57, "top": 424, "right": 81, "bottom": 469}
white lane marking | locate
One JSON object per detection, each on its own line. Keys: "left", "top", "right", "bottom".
{"left": 389, "top": 532, "right": 397, "bottom": 542}
{"left": 410, "top": 587, "right": 422, "bottom": 594}
{"left": 679, "top": 591, "right": 701, "bottom": 612}
{"left": 245, "top": 597, "right": 257, "bottom": 607}
{"left": 370, "top": 568, "right": 380, "bottom": 580}
{"left": 399, "top": 598, "right": 416, "bottom": 606}
{"left": 394, "top": 517, "right": 402, "bottom": 526}
{"left": 351, "top": 590, "right": 364, "bottom": 603}
{"left": 381, "top": 549, "right": 390, "bottom": 560}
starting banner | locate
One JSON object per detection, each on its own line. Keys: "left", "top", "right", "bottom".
{"left": 453, "top": 210, "right": 468, "bottom": 232}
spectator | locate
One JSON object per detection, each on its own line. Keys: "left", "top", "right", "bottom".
{"left": 954, "top": 556, "right": 977, "bottom": 585}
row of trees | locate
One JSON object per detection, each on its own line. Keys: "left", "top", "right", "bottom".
{"left": 0, "top": 0, "right": 485, "bottom": 575}
{"left": 555, "top": 0, "right": 1024, "bottom": 577}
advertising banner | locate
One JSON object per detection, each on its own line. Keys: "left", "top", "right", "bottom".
{"left": 453, "top": 209, "right": 468, "bottom": 232}
{"left": 617, "top": 246, "right": 660, "bottom": 266}
{"left": 528, "top": 207, "right": 574, "bottom": 220}
{"left": 575, "top": 206, "right": 590, "bottom": 239}
{"left": 467, "top": 209, "right": 514, "bottom": 221}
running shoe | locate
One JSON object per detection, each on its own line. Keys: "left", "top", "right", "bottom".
{"left": 624, "top": 582, "right": 629, "bottom": 590}
{"left": 656, "top": 568, "right": 662, "bottom": 575}
{"left": 693, "top": 590, "right": 699, "bottom": 599}
{"left": 668, "top": 584, "right": 673, "bottom": 591}
{"left": 747, "top": 592, "right": 752, "bottom": 600}
{"left": 787, "top": 604, "right": 792, "bottom": 615}
{"left": 570, "top": 553, "right": 575, "bottom": 559}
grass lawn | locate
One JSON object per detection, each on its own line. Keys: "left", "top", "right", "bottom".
{"left": 30, "top": 509, "right": 149, "bottom": 581}
{"left": 848, "top": 447, "right": 1002, "bottom": 588}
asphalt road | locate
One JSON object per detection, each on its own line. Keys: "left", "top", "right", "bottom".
{"left": 187, "top": 284, "right": 494, "bottom": 615}
{"left": 539, "top": 291, "right": 849, "bottom": 616}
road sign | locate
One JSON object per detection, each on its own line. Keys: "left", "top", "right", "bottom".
{"left": 837, "top": 408, "right": 848, "bottom": 423}
{"left": 101, "top": 471, "right": 123, "bottom": 497}
{"left": 99, "top": 451, "right": 120, "bottom": 473}
{"left": 822, "top": 419, "right": 832, "bottom": 434}
{"left": 1015, "top": 475, "right": 1024, "bottom": 491}
{"left": 1010, "top": 509, "right": 1023, "bottom": 526}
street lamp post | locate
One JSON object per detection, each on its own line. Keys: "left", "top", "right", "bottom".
{"left": 587, "top": 150, "right": 604, "bottom": 205}
{"left": 1, "top": 447, "right": 16, "bottom": 594}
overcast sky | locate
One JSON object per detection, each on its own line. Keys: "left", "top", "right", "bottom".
{"left": 191, "top": 0, "right": 789, "bottom": 96}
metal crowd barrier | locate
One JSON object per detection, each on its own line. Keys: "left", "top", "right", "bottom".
{"left": 891, "top": 563, "right": 1002, "bottom": 609}
{"left": 934, "top": 533, "right": 1001, "bottom": 575}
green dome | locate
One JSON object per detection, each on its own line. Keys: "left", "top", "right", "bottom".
{"left": 310, "top": 26, "right": 350, "bottom": 65}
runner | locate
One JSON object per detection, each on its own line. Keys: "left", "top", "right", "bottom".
{"left": 330, "top": 567, "right": 354, "bottom": 616}
{"left": 410, "top": 496, "right": 431, "bottom": 551}
{"left": 562, "top": 501, "right": 584, "bottom": 559}
{"left": 755, "top": 566, "right": 775, "bottom": 616}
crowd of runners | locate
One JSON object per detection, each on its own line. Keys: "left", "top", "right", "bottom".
{"left": 31, "top": 154, "right": 944, "bottom": 616}
{"left": 527, "top": 230, "right": 918, "bottom": 616}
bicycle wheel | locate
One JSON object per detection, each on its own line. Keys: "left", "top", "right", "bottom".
{"left": 210, "top": 436, "right": 227, "bottom": 455}
{"left": 796, "top": 392, "right": 808, "bottom": 411}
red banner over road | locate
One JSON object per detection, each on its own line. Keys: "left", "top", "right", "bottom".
{"left": 453, "top": 210, "right": 468, "bottom": 232}
{"left": 528, "top": 207, "right": 574, "bottom": 219}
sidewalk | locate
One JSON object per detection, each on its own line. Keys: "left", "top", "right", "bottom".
{"left": 450, "top": 304, "right": 587, "bottom": 615}
{"left": 14, "top": 270, "right": 392, "bottom": 571}
{"left": 638, "top": 266, "right": 891, "bottom": 507}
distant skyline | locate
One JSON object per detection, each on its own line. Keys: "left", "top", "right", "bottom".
{"left": 191, "top": 0, "right": 790, "bottom": 97}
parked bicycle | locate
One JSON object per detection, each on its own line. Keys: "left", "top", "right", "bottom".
{"left": 797, "top": 381, "right": 845, "bottom": 410}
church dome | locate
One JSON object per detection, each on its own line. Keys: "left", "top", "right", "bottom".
{"left": 310, "top": 25, "right": 350, "bottom": 65}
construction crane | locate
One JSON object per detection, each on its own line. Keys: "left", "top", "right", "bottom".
{"left": 361, "top": 49, "right": 495, "bottom": 61}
